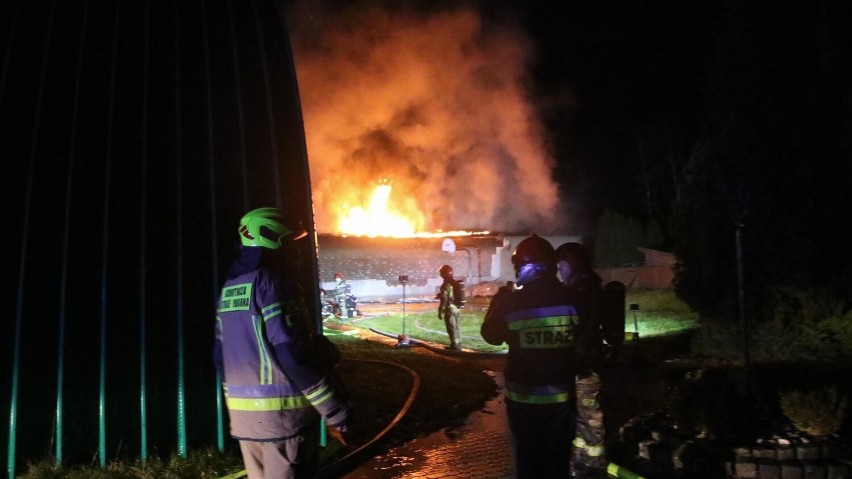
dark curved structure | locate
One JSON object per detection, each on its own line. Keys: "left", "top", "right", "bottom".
{"left": 0, "top": 1, "right": 319, "bottom": 473}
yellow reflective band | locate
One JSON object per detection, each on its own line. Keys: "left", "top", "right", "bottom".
{"left": 505, "top": 389, "right": 570, "bottom": 404}
{"left": 607, "top": 463, "right": 647, "bottom": 479}
{"left": 226, "top": 396, "right": 311, "bottom": 411}
{"left": 252, "top": 316, "right": 273, "bottom": 385}
{"left": 262, "top": 302, "right": 282, "bottom": 321}
{"left": 508, "top": 315, "right": 577, "bottom": 331}
{"left": 573, "top": 437, "right": 605, "bottom": 457}
{"left": 305, "top": 384, "right": 334, "bottom": 406}
{"left": 587, "top": 445, "right": 605, "bottom": 457}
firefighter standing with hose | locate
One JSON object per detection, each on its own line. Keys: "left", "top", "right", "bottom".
{"left": 437, "top": 264, "right": 464, "bottom": 351}
{"left": 481, "top": 235, "right": 597, "bottom": 478}
{"left": 213, "top": 207, "right": 350, "bottom": 479}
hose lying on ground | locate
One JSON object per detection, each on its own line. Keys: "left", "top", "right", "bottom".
{"left": 216, "top": 357, "right": 421, "bottom": 479}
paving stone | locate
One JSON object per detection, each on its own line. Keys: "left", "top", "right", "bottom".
{"left": 638, "top": 439, "right": 655, "bottom": 460}
{"left": 780, "top": 460, "right": 804, "bottom": 479}
{"left": 736, "top": 447, "right": 755, "bottom": 459}
{"left": 797, "top": 444, "right": 822, "bottom": 460}
{"left": 824, "top": 460, "right": 851, "bottom": 479}
{"left": 758, "top": 458, "right": 781, "bottom": 479}
{"left": 800, "top": 460, "right": 827, "bottom": 479}
{"left": 755, "top": 446, "right": 780, "bottom": 460}
{"left": 775, "top": 447, "right": 795, "bottom": 460}
{"left": 733, "top": 458, "right": 758, "bottom": 478}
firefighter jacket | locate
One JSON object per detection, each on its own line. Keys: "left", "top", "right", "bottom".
{"left": 481, "top": 275, "right": 593, "bottom": 405}
{"left": 334, "top": 280, "right": 351, "bottom": 303}
{"left": 214, "top": 248, "right": 349, "bottom": 441}
{"left": 438, "top": 279, "right": 462, "bottom": 316}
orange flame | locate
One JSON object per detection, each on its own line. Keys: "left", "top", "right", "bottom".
{"left": 336, "top": 182, "right": 488, "bottom": 238}
{"left": 338, "top": 183, "right": 417, "bottom": 237}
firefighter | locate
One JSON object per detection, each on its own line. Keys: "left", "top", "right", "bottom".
{"left": 557, "top": 242, "right": 607, "bottom": 479}
{"left": 333, "top": 272, "right": 351, "bottom": 319}
{"left": 481, "top": 235, "right": 595, "bottom": 478}
{"left": 214, "top": 207, "right": 350, "bottom": 479}
{"left": 437, "top": 264, "right": 464, "bottom": 351}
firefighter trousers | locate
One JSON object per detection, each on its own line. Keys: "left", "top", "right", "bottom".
{"left": 573, "top": 372, "right": 606, "bottom": 477}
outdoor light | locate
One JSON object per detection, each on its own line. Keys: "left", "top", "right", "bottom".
{"left": 396, "top": 275, "right": 410, "bottom": 348}
{"left": 629, "top": 303, "right": 640, "bottom": 340}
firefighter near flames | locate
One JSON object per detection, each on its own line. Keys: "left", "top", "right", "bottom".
{"left": 437, "top": 264, "right": 466, "bottom": 351}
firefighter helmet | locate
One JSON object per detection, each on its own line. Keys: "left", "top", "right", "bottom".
{"left": 238, "top": 207, "right": 292, "bottom": 249}
{"left": 556, "top": 242, "right": 592, "bottom": 272}
{"left": 511, "top": 234, "right": 556, "bottom": 274}
{"left": 439, "top": 264, "right": 453, "bottom": 280}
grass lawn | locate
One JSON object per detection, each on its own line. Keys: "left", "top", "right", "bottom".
{"left": 353, "top": 288, "right": 698, "bottom": 349}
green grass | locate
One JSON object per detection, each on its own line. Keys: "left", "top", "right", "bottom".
{"left": 625, "top": 289, "right": 698, "bottom": 338}
{"left": 17, "top": 450, "right": 244, "bottom": 479}
{"left": 354, "top": 288, "right": 698, "bottom": 349}
{"left": 353, "top": 309, "right": 509, "bottom": 352}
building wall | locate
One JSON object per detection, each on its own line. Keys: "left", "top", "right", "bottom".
{"left": 596, "top": 265, "right": 675, "bottom": 289}
{"left": 316, "top": 234, "right": 581, "bottom": 300}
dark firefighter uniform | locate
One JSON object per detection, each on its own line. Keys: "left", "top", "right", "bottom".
{"left": 557, "top": 242, "right": 608, "bottom": 477}
{"left": 214, "top": 207, "right": 349, "bottom": 479}
{"left": 567, "top": 270, "right": 607, "bottom": 476}
{"left": 482, "top": 239, "right": 594, "bottom": 478}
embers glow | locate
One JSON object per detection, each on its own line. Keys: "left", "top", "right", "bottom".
{"left": 336, "top": 182, "right": 489, "bottom": 238}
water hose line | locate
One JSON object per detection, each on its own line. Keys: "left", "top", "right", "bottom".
{"left": 217, "top": 357, "right": 421, "bottom": 479}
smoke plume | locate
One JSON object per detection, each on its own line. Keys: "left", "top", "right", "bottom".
{"left": 288, "top": 1, "right": 563, "bottom": 234}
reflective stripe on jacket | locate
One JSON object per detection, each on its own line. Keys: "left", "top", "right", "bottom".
{"left": 216, "top": 268, "right": 327, "bottom": 440}
{"left": 481, "top": 275, "right": 591, "bottom": 405}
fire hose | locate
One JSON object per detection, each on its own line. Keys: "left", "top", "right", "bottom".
{"left": 216, "top": 357, "right": 421, "bottom": 479}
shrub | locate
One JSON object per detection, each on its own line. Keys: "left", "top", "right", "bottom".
{"left": 668, "top": 368, "right": 760, "bottom": 442}
{"left": 779, "top": 386, "right": 848, "bottom": 437}
{"left": 690, "top": 288, "right": 852, "bottom": 363}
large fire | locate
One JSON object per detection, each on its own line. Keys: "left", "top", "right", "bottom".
{"left": 336, "top": 182, "right": 487, "bottom": 238}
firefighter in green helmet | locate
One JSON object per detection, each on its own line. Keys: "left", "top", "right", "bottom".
{"left": 213, "top": 207, "right": 350, "bottom": 479}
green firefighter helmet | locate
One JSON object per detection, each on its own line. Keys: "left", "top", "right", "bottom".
{"left": 238, "top": 207, "right": 292, "bottom": 249}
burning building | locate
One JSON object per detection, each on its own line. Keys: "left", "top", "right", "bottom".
{"left": 287, "top": 1, "right": 571, "bottom": 237}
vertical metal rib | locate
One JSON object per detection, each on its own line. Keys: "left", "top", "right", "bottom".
{"left": 9, "top": 2, "right": 55, "bottom": 477}
{"left": 250, "top": 0, "right": 282, "bottom": 205}
{"left": 56, "top": 1, "right": 90, "bottom": 465}
{"left": 139, "top": 0, "right": 151, "bottom": 462}
{"left": 174, "top": 3, "right": 188, "bottom": 459}
{"left": 98, "top": 2, "right": 121, "bottom": 468}
{"left": 200, "top": 0, "right": 227, "bottom": 452}
{"left": 225, "top": 0, "right": 250, "bottom": 210}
